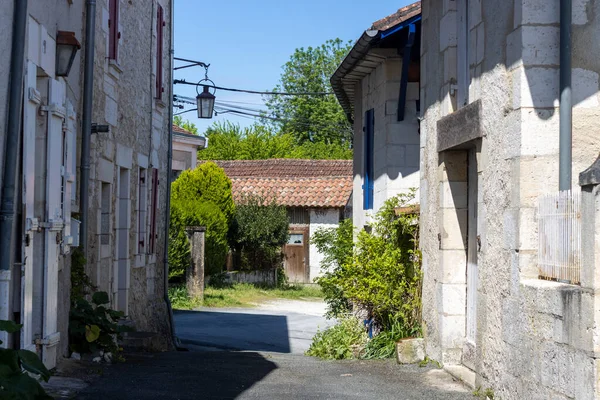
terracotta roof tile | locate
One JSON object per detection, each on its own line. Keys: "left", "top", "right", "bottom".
{"left": 203, "top": 159, "right": 353, "bottom": 208}
{"left": 172, "top": 124, "right": 195, "bottom": 135}
{"left": 370, "top": 1, "right": 421, "bottom": 31}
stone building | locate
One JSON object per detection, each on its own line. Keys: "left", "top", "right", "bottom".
{"left": 419, "top": 0, "right": 600, "bottom": 398}
{"left": 0, "top": 0, "right": 174, "bottom": 370}
{"left": 330, "top": 3, "right": 421, "bottom": 231}
{"left": 171, "top": 124, "right": 207, "bottom": 180}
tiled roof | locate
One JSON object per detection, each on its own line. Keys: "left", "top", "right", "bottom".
{"left": 207, "top": 159, "right": 353, "bottom": 208}
{"left": 172, "top": 124, "right": 195, "bottom": 135}
{"left": 370, "top": 1, "right": 421, "bottom": 31}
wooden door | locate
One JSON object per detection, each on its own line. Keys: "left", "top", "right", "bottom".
{"left": 284, "top": 229, "right": 309, "bottom": 283}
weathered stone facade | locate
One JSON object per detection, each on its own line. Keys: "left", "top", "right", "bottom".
{"left": 86, "top": 0, "right": 173, "bottom": 350}
{"left": 420, "top": 0, "right": 600, "bottom": 398}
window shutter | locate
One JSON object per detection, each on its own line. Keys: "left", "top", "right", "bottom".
{"left": 148, "top": 168, "right": 159, "bottom": 253}
{"left": 363, "top": 109, "right": 374, "bottom": 210}
{"left": 109, "top": 0, "right": 120, "bottom": 60}
{"left": 155, "top": 5, "right": 164, "bottom": 99}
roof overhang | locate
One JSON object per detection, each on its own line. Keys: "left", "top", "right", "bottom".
{"left": 172, "top": 131, "right": 207, "bottom": 149}
{"left": 331, "top": 14, "right": 421, "bottom": 123}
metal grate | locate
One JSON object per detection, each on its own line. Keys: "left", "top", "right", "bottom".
{"left": 538, "top": 189, "right": 582, "bottom": 285}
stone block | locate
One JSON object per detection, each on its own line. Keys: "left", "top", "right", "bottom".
{"left": 439, "top": 315, "right": 466, "bottom": 349}
{"left": 574, "top": 351, "right": 595, "bottom": 400}
{"left": 573, "top": 68, "right": 600, "bottom": 109}
{"left": 509, "top": 26, "right": 560, "bottom": 69}
{"left": 440, "top": 180, "right": 468, "bottom": 209}
{"left": 540, "top": 342, "right": 575, "bottom": 398}
{"left": 512, "top": 67, "right": 559, "bottom": 109}
{"left": 440, "top": 208, "right": 468, "bottom": 250}
{"left": 439, "top": 11, "right": 457, "bottom": 52}
{"left": 105, "top": 95, "right": 118, "bottom": 126}
{"left": 437, "top": 100, "right": 482, "bottom": 152}
{"left": 116, "top": 144, "right": 133, "bottom": 169}
{"left": 514, "top": 0, "right": 559, "bottom": 27}
{"left": 396, "top": 338, "right": 425, "bottom": 364}
{"left": 443, "top": 47, "right": 457, "bottom": 83}
{"left": 573, "top": 0, "right": 590, "bottom": 25}
{"left": 405, "top": 144, "right": 420, "bottom": 168}
{"left": 443, "top": 0, "right": 456, "bottom": 13}
{"left": 385, "top": 145, "right": 406, "bottom": 168}
{"left": 469, "top": 0, "right": 482, "bottom": 30}
{"left": 519, "top": 108, "right": 560, "bottom": 156}
{"left": 386, "top": 123, "right": 420, "bottom": 144}
{"left": 440, "top": 283, "right": 466, "bottom": 315}
{"left": 439, "top": 151, "right": 468, "bottom": 182}
{"left": 518, "top": 207, "right": 537, "bottom": 250}
{"left": 516, "top": 156, "right": 559, "bottom": 207}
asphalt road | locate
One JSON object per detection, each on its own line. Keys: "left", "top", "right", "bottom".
{"left": 74, "top": 300, "right": 473, "bottom": 399}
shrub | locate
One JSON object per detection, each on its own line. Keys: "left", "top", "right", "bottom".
{"left": 228, "top": 195, "right": 289, "bottom": 271}
{"left": 312, "top": 218, "right": 354, "bottom": 318}
{"left": 169, "top": 199, "right": 229, "bottom": 279}
{"left": 306, "top": 316, "right": 368, "bottom": 360}
{"left": 69, "top": 292, "right": 132, "bottom": 358}
{"left": 0, "top": 320, "right": 52, "bottom": 399}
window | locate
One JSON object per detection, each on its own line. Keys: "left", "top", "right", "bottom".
{"left": 363, "top": 109, "right": 374, "bottom": 210}
{"left": 101, "top": 183, "right": 111, "bottom": 245}
{"left": 457, "top": 0, "right": 469, "bottom": 108}
{"left": 155, "top": 4, "right": 165, "bottom": 99}
{"left": 108, "top": 0, "right": 120, "bottom": 61}
{"left": 287, "top": 207, "right": 309, "bottom": 225}
{"left": 148, "top": 168, "right": 159, "bottom": 253}
{"left": 137, "top": 168, "right": 147, "bottom": 253}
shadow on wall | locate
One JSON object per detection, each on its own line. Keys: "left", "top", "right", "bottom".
{"left": 76, "top": 350, "right": 278, "bottom": 400}
{"left": 173, "top": 310, "right": 291, "bottom": 353}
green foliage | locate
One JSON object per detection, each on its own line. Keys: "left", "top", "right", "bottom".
{"left": 313, "top": 190, "right": 422, "bottom": 335}
{"left": 169, "top": 199, "right": 229, "bottom": 279}
{"left": 168, "top": 285, "right": 203, "bottom": 310}
{"left": 0, "top": 321, "right": 52, "bottom": 399}
{"left": 265, "top": 38, "right": 353, "bottom": 146}
{"left": 70, "top": 247, "right": 96, "bottom": 302}
{"left": 229, "top": 195, "right": 289, "bottom": 271}
{"left": 312, "top": 218, "right": 354, "bottom": 318}
{"left": 169, "top": 162, "right": 234, "bottom": 280}
{"left": 173, "top": 115, "right": 198, "bottom": 134}
{"left": 197, "top": 122, "right": 352, "bottom": 161}
{"left": 363, "top": 317, "right": 411, "bottom": 359}
{"left": 69, "top": 292, "right": 132, "bottom": 357}
{"left": 306, "top": 317, "right": 368, "bottom": 360}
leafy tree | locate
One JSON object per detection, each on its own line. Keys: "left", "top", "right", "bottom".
{"left": 229, "top": 195, "right": 289, "bottom": 271}
{"left": 198, "top": 121, "right": 352, "bottom": 160}
{"left": 173, "top": 115, "right": 199, "bottom": 134}
{"left": 265, "top": 38, "right": 353, "bottom": 146}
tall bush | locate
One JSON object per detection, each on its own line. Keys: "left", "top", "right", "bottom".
{"left": 169, "top": 162, "right": 234, "bottom": 280}
{"left": 228, "top": 195, "right": 289, "bottom": 271}
{"left": 314, "top": 190, "right": 422, "bottom": 334}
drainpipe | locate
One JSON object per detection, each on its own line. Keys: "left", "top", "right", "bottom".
{"left": 559, "top": 0, "right": 572, "bottom": 191}
{"left": 163, "top": 0, "right": 178, "bottom": 348}
{"left": 0, "top": 0, "right": 28, "bottom": 272}
{"left": 79, "top": 0, "right": 97, "bottom": 258}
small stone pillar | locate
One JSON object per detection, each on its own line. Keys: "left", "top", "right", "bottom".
{"left": 185, "top": 226, "right": 206, "bottom": 300}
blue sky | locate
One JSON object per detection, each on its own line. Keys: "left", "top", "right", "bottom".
{"left": 174, "top": 0, "right": 413, "bottom": 133}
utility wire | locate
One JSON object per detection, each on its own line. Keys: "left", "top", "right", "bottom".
{"left": 174, "top": 79, "right": 334, "bottom": 96}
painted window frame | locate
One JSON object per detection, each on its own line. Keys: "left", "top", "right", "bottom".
{"left": 148, "top": 168, "right": 159, "bottom": 253}
{"left": 155, "top": 4, "right": 165, "bottom": 99}
{"left": 457, "top": 0, "right": 470, "bottom": 108}
{"left": 108, "top": 0, "right": 120, "bottom": 61}
{"left": 363, "top": 109, "right": 374, "bottom": 210}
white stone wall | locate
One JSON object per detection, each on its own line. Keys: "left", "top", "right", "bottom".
{"left": 420, "top": 0, "right": 600, "bottom": 398}
{"left": 352, "top": 57, "right": 421, "bottom": 231}
{"left": 308, "top": 208, "right": 340, "bottom": 281}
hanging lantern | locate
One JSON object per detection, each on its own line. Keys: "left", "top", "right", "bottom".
{"left": 55, "top": 31, "right": 81, "bottom": 77}
{"left": 196, "top": 85, "right": 215, "bottom": 119}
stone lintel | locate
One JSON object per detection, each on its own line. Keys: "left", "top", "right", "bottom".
{"left": 579, "top": 154, "right": 600, "bottom": 187}
{"left": 184, "top": 226, "right": 206, "bottom": 233}
{"left": 437, "top": 100, "right": 482, "bottom": 152}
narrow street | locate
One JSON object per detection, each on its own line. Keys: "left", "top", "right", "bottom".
{"left": 73, "top": 300, "right": 473, "bottom": 399}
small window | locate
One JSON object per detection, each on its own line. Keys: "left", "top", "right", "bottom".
{"left": 155, "top": 4, "right": 165, "bottom": 99}
{"left": 137, "top": 168, "right": 147, "bottom": 253}
{"left": 363, "top": 109, "right": 374, "bottom": 210}
{"left": 287, "top": 207, "right": 309, "bottom": 225}
{"left": 108, "top": 0, "right": 120, "bottom": 61}
{"left": 288, "top": 234, "right": 304, "bottom": 245}
{"left": 101, "top": 183, "right": 111, "bottom": 245}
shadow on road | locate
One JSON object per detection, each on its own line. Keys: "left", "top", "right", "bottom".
{"left": 174, "top": 309, "right": 291, "bottom": 353}
{"left": 76, "top": 351, "right": 278, "bottom": 400}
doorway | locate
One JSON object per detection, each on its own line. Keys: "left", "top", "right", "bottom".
{"left": 283, "top": 228, "right": 309, "bottom": 283}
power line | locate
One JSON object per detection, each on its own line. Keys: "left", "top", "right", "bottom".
{"left": 173, "top": 79, "right": 334, "bottom": 96}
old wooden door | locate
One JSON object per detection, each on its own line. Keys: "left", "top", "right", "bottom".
{"left": 284, "top": 229, "right": 309, "bottom": 283}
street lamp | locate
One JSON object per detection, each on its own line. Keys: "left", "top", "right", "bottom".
{"left": 56, "top": 31, "right": 81, "bottom": 77}
{"left": 196, "top": 85, "right": 215, "bottom": 119}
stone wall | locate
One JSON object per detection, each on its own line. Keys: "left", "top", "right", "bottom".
{"left": 308, "top": 208, "right": 340, "bottom": 281}
{"left": 352, "top": 57, "right": 420, "bottom": 231}
{"left": 87, "top": 0, "right": 172, "bottom": 350}
{"left": 420, "top": 0, "right": 600, "bottom": 398}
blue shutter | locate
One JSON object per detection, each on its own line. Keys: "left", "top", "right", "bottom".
{"left": 363, "top": 109, "right": 374, "bottom": 210}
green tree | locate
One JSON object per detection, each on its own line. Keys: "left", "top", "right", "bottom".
{"left": 265, "top": 38, "right": 353, "bottom": 146}
{"left": 198, "top": 121, "right": 352, "bottom": 160}
{"left": 173, "top": 115, "right": 199, "bottom": 134}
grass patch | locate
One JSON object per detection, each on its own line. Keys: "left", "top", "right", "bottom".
{"left": 169, "top": 283, "right": 323, "bottom": 310}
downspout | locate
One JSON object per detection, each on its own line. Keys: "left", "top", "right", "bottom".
{"left": 0, "top": 0, "right": 27, "bottom": 272}
{"left": 163, "top": 0, "right": 178, "bottom": 348}
{"left": 559, "top": 0, "right": 572, "bottom": 191}
{"left": 79, "top": 0, "right": 97, "bottom": 258}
